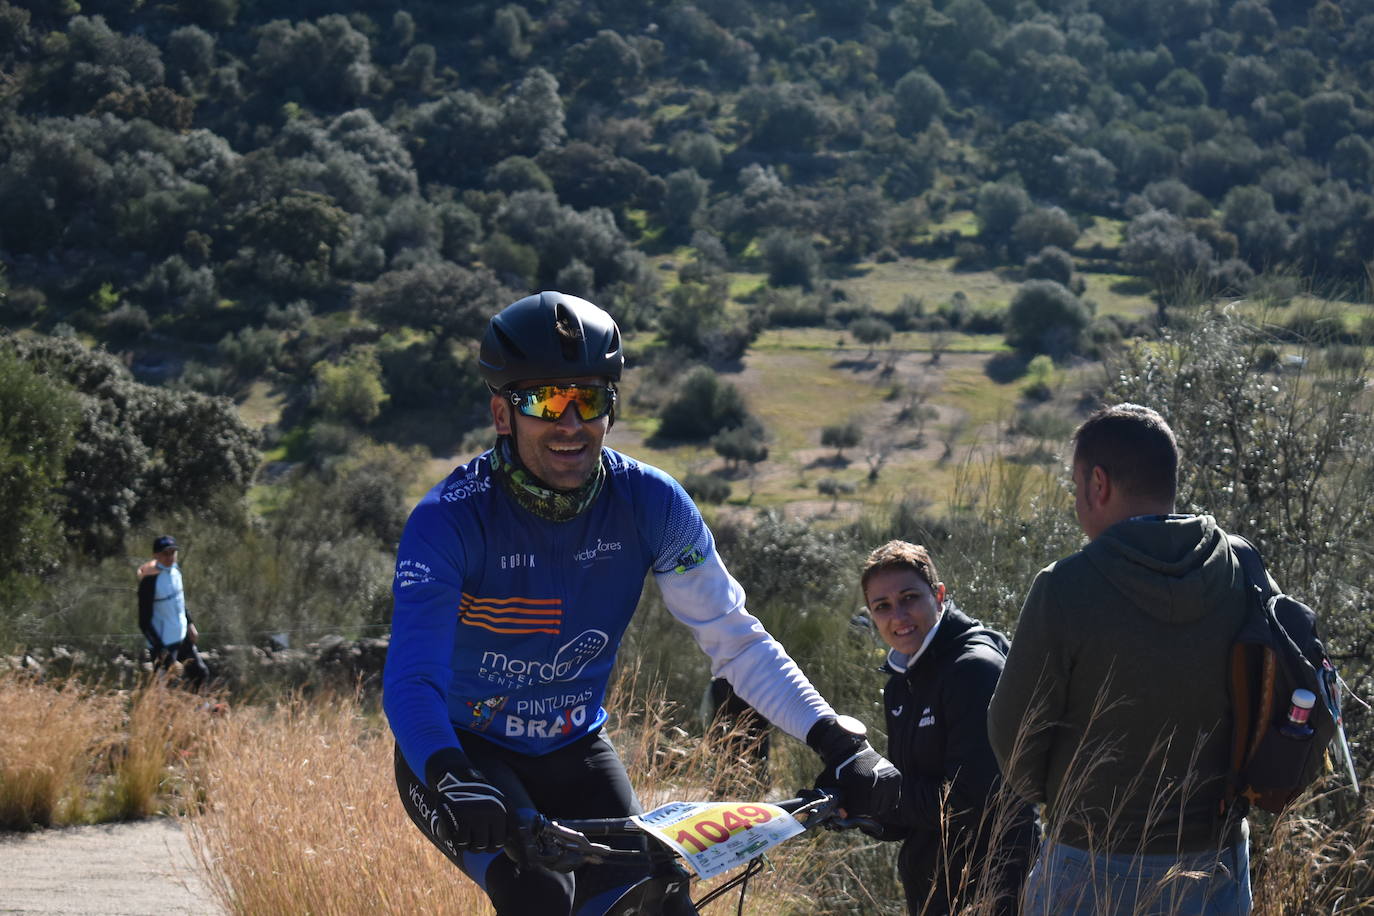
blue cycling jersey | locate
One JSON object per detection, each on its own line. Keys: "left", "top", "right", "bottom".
{"left": 384, "top": 447, "right": 833, "bottom": 779}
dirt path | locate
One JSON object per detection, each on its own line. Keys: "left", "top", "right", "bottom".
{"left": 0, "top": 819, "right": 223, "bottom": 915}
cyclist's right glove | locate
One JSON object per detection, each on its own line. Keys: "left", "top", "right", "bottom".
{"left": 424, "top": 747, "right": 508, "bottom": 852}
{"left": 807, "top": 715, "right": 901, "bottom": 822}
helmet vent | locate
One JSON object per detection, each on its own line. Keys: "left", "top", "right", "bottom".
{"left": 554, "top": 302, "right": 584, "bottom": 362}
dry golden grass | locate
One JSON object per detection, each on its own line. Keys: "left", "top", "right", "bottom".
{"left": 0, "top": 671, "right": 117, "bottom": 829}
{"left": 6, "top": 664, "right": 1370, "bottom": 914}
{"left": 174, "top": 663, "right": 1374, "bottom": 915}
{"left": 185, "top": 692, "right": 488, "bottom": 916}
{"left": 107, "top": 674, "right": 217, "bottom": 820}
{"left": 1252, "top": 797, "right": 1374, "bottom": 914}
{"left": 182, "top": 666, "right": 895, "bottom": 915}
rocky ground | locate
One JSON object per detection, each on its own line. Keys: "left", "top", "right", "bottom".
{"left": 4, "top": 635, "right": 390, "bottom": 699}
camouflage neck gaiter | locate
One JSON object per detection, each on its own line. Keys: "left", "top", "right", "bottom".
{"left": 490, "top": 435, "right": 605, "bottom": 522}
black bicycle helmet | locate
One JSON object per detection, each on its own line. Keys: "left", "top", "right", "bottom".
{"left": 479, "top": 291, "right": 624, "bottom": 391}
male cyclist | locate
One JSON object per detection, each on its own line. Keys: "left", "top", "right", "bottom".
{"left": 384, "top": 291, "right": 900, "bottom": 915}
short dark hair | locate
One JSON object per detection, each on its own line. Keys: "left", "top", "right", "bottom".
{"left": 860, "top": 540, "right": 940, "bottom": 601}
{"left": 1072, "top": 403, "right": 1178, "bottom": 504}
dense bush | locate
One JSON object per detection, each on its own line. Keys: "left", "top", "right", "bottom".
{"left": 682, "top": 472, "right": 730, "bottom": 505}
{"left": 656, "top": 366, "right": 751, "bottom": 441}
{"left": 4, "top": 335, "right": 260, "bottom": 556}
{"left": 1004, "top": 280, "right": 1091, "bottom": 358}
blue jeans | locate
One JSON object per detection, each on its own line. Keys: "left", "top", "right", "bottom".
{"left": 1023, "top": 822, "right": 1251, "bottom": 915}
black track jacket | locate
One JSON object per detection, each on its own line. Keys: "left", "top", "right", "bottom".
{"left": 880, "top": 605, "right": 1038, "bottom": 916}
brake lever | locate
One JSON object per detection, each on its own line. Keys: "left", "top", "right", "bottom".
{"left": 510, "top": 815, "right": 619, "bottom": 872}
{"left": 796, "top": 788, "right": 884, "bottom": 837}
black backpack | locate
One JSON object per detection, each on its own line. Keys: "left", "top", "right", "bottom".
{"left": 1224, "top": 534, "right": 1341, "bottom": 815}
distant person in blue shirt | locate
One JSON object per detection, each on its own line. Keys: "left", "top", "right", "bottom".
{"left": 383, "top": 291, "right": 901, "bottom": 916}
{"left": 137, "top": 535, "right": 209, "bottom": 689}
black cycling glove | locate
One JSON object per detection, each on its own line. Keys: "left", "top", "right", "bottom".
{"left": 424, "top": 747, "right": 508, "bottom": 853}
{"left": 807, "top": 715, "right": 901, "bottom": 820}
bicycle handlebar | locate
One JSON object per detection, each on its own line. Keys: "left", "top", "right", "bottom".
{"left": 511, "top": 788, "right": 880, "bottom": 873}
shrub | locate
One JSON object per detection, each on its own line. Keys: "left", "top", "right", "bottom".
{"left": 1024, "top": 246, "right": 1074, "bottom": 286}
{"left": 656, "top": 367, "right": 749, "bottom": 441}
{"left": 218, "top": 326, "right": 283, "bottom": 378}
{"left": 179, "top": 360, "right": 235, "bottom": 396}
{"left": 760, "top": 288, "right": 828, "bottom": 327}
{"left": 682, "top": 472, "right": 730, "bottom": 504}
{"left": 1011, "top": 206, "right": 1080, "bottom": 256}
{"left": 1021, "top": 354, "right": 1056, "bottom": 401}
{"left": 7, "top": 335, "right": 259, "bottom": 557}
{"left": 817, "top": 476, "right": 857, "bottom": 509}
{"left": 760, "top": 230, "right": 820, "bottom": 290}
{"left": 712, "top": 423, "right": 769, "bottom": 470}
{"left": 0, "top": 286, "right": 46, "bottom": 322}
{"left": 848, "top": 316, "right": 894, "bottom": 356}
{"left": 312, "top": 351, "right": 389, "bottom": 425}
{"left": 1004, "top": 280, "right": 1090, "bottom": 357}
{"left": 0, "top": 348, "right": 79, "bottom": 598}
{"left": 103, "top": 303, "right": 151, "bottom": 340}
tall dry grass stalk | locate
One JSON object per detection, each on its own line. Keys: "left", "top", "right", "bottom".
{"left": 0, "top": 670, "right": 117, "bottom": 829}
{"left": 185, "top": 692, "right": 489, "bottom": 916}
{"left": 1251, "top": 797, "right": 1374, "bottom": 914}
{"left": 107, "top": 674, "right": 217, "bottom": 820}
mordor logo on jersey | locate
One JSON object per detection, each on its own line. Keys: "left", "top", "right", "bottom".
{"left": 477, "top": 629, "right": 610, "bottom": 690}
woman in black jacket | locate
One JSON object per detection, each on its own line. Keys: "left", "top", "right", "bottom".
{"left": 861, "top": 541, "right": 1038, "bottom": 915}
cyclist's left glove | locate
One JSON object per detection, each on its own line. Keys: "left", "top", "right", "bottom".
{"left": 807, "top": 715, "right": 901, "bottom": 822}
{"left": 424, "top": 747, "right": 508, "bottom": 853}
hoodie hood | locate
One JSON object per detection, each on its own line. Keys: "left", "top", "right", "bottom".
{"left": 1082, "top": 514, "right": 1236, "bottom": 624}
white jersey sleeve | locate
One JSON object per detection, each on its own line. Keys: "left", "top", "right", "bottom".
{"left": 646, "top": 470, "right": 834, "bottom": 742}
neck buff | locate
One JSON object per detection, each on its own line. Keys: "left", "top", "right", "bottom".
{"left": 490, "top": 435, "right": 605, "bottom": 522}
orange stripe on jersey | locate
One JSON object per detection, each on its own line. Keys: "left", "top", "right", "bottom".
{"left": 464, "top": 602, "right": 562, "bottom": 618}
{"left": 459, "top": 593, "right": 563, "bottom": 634}
{"left": 461, "top": 593, "right": 561, "bottom": 607}
{"left": 461, "top": 618, "right": 562, "bottom": 635}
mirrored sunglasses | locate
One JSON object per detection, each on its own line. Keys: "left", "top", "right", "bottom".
{"left": 508, "top": 384, "right": 616, "bottom": 422}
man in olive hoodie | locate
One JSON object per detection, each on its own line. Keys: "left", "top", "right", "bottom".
{"left": 988, "top": 404, "right": 1253, "bottom": 914}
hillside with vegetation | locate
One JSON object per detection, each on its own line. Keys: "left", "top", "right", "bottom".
{"left": 1, "top": 2, "right": 1373, "bottom": 908}
{"left": 3, "top": 0, "right": 1373, "bottom": 589}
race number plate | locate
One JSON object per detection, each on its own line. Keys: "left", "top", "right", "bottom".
{"left": 630, "top": 800, "right": 804, "bottom": 879}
